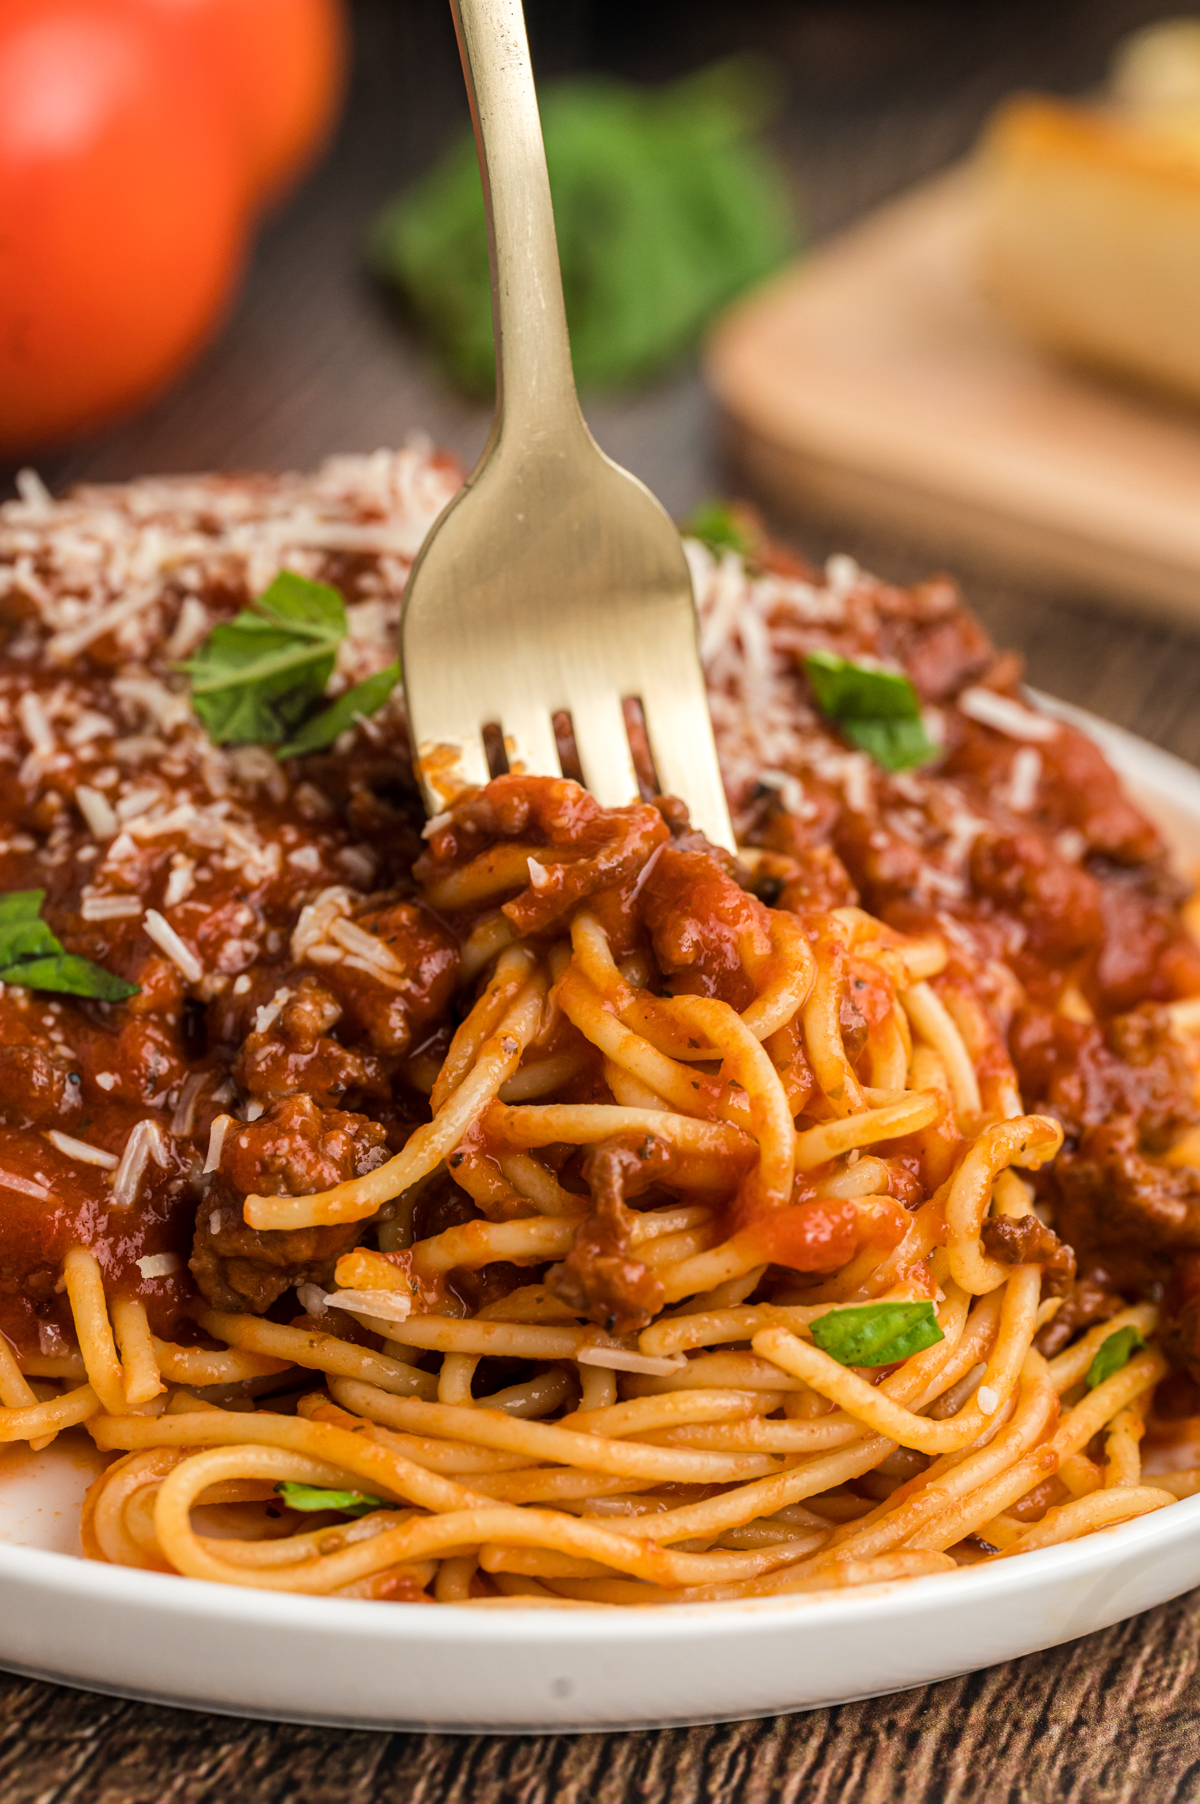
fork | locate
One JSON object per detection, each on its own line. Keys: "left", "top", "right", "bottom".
{"left": 399, "top": 0, "right": 735, "bottom": 852}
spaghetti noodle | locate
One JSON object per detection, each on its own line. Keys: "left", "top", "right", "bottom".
{"left": 13, "top": 777, "right": 1178, "bottom": 1604}
{"left": 0, "top": 452, "right": 1197, "bottom": 1609}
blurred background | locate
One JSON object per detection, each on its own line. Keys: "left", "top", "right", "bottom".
{"left": 0, "top": 0, "right": 1180, "bottom": 487}
{"left": 6, "top": 0, "right": 1200, "bottom": 731}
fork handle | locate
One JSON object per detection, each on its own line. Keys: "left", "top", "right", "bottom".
{"left": 450, "top": 0, "right": 586, "bottom": 452}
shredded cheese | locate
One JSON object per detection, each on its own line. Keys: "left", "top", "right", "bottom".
{"left": 142, "top": 909, "right": 204, "bottom": 984}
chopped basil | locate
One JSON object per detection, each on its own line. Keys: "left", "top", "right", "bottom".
{"left": 686, "top": 501, "right": 753, "bottom": 558}
{"left": 0, "top": 891, "right": 138, "bottom": 1001}
{"left": 810, "top": 1300, "right": 944, "bottom": 1367}
{"left": 804, "top": 649, "right": 938, "bottom": 773}
{"left": 276, "top": 660, "right": 401, "bottom": 758}
{"left": 181, "top": 572, "right": 401, "bottom": 756}
{"left": 182, "top": 571, "right": 345, "bottom": 747}
{"left": 274, "top": 1481, "right": 395, "bottom": 1518}
{"left": 1085, "top": 1325, "right": 1144, "bottom": 1390}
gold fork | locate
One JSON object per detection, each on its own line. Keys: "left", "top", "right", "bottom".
{"left": 400, "top": 0, "right": 735, "bottom": 852}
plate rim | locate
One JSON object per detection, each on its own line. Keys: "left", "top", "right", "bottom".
{"left": 3, "top": 1483, "right": 1200, "bottom": 1646}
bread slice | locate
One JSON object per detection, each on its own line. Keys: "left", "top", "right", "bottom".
{"left": 978, "top": 95, "right": 1200, "bottom": 406}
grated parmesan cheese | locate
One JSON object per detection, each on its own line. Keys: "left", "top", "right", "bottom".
{"left": 74, "top": 784, "right": 118, "bottom": 838}
{"left": 47, "top": 1130, "right": 118, "bottom": 1169}
{"left": 204, "top": 1114, "right": 232, "bottom": 1175}
{"left": 958, "top": 687, "right": 1058, "bottom": 743}
{"left": 136, "top": 1252, "right": 181, "bottom": 1280}
{"left": 1006, "top": 747, "right": 1042, "bottom": 814}
{"left": 110, "top": 1119, "right": 171, "bottom": 1206}
{"left": 577, "top": 1345, "right": 688, "bottom": 1377}
{"left": 81, "top": 891, "right": 142, "bottom": 921}
{"left": 143, "top": 909, "right": 204, "bottom": 983}
{"left": 325, "top": 1288, "right": 414, "bottom": 1326}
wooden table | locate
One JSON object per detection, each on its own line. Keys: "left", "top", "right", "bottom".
{"left": 6, "top": 1, "right": 1200, "bottom": 1796}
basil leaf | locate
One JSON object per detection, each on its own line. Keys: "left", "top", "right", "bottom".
{"left": 686, "top": 501, "right": 752, "bottom": 558}
{"left": 0, "top": 891, "right": 48, "bottom": 925}
{"left": 183, "top": 573, "right": 401, "bottom": 754}
{"left": 0, "top": 891, "right": 139, "bottom": 1001}
{"left": 277, "top": 660, "right": 401, "bottom": 759}
{"left": 182, "top": 571, "right": 347, "bottom": 747}
{"left": 370, "top": 59, "right": 796, "bottom": 396}
{"left": 0, "top": 954, "right": 139, "bottom": 1001}
{"left": 0, "top": 889, "right": 58, "bottom": 966}
{"left": 810, "top": 1300, "right": 944, "bottom": 1367}
{"left": 1086, "top": 1325, "right": 1144, "bottom": 1390}
{"left": 804, "top": 649, "right": 938, "bottom": 774}
{"left": 805, "top": 649, "right": 922, "bottom": 721}
{"left": 255, "top": 570, "right": 346, "bottom": 639}
{"left": 274, "top": 1481, "right": 394, "bottom": 1518}
{"left": 842, "top": 717, "right": 939, "bottom": 771}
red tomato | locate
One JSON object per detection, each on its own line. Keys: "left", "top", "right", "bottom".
{"left": 143, "top": 0, "right": 348, "bottom": 206}
{"left": 0, "top": 0, "right": 247, "bottom": 456}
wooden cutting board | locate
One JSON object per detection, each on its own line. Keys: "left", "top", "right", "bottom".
{"left": 705, "top": 167, "right": 1200, "bottom": 625}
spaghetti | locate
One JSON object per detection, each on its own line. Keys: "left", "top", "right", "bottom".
{"left": 12, "top": 776, "right": 1179, "bottom": 1605}
{"left": 0, "top": 452, "right": 1197, "bottom": 1610}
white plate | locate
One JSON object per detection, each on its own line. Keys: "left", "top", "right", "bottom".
{"left": 2, "top": 699, "right": 1199, "bottom": 1733}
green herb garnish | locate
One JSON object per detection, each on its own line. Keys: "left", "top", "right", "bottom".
{"left": 804, "top": 649, "right": 938, "bottom": 773}
{"left": 0, "top": 891, "right": 138, "bottom": 1001}
{"left": 181, "top": 571, "right": 398, "bottom": 755}
{"left": 1086, "top": 1325, "right": 1145, "bottom": 1390}
{"left": 810, "top": 1300, "right": 944, "bottom": 1367}
{"left": 276, "top": 660, "right": 401, "bottom": 758}
{"left": 370, "top": 59, "right": 796, "bottom": 396}
{"left": 685, "top": 501, "right": 753, "bottom": 558}
{"left": 182, "top": 571, "right": 344, "bottom": 747}
{"left": 274, "top": 1481, "right": 395, "bottom": 1518}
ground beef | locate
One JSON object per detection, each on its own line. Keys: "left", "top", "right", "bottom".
{"left": 190, "top": 1178, "right": 366, "bottom": 1314}
{"left": 1055, "top": 1116, "right": 1200, "bottom": 1264}
{"left": 1010, "top": 1005, "right": 1197, "bottom": 1150}
{"left": 0, "top": 1043, "right": 83, "bottom": 1129}
{"left": 233, "top": 975, "right": 390, "bottom": 1110}
{"left": 548, "top": 1136, "right": 671, "bottom": 1336}
{"left": 189, "top": 1095, "right": 391, "bottom": 1312}
{"left": 1035, "top": 1270, "right": 1128, "bottom": 1358}
{"left": 639, "top": 845, "right": 772, "bottom": 1010}
{"left": 981, "top": 1213, "right": 1076, "bottom": 1295}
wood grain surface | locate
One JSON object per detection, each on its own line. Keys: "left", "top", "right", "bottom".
{"left": 6, "top": 1, "right": 1200, "bottom": 1797}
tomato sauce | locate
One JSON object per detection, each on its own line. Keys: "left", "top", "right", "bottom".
{"left": 4, "top": 453, "right": 1200, "bottom": 1372}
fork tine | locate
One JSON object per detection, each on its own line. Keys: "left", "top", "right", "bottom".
{"left": 499, "top": 704, "right": 563, "bottom": 781}
{"left": 567, "top": 689, "right": 639, "bottom": 808}
{"left": 639, "top": 675, "right": 734, "bottom": 851}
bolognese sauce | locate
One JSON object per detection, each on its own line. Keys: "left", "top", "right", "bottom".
{"left": 0, "top": 448, "right": 1195, "bottom": 1604}
{"left": 696, "top": 519, "right": 1200, "bottom": 1362}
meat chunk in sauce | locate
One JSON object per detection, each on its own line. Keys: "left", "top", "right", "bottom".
{"left": 980, "top": 1212, "right": 1076, "bottom": 1295}
{"left": 0, "top": 1044, "right": 83, "bottom": 1129}
{"left": 190, "top": 1095, "right": 390, "bottom": 1312}
{"left": 1055, "top": 1116, "right": 1200, "bottom": 1273}
{"left": 548, "top": 1137, "right": 671, "bottom": 1335}
{"left": 1011, "top": 1003, "right": 1197, "bottom": 1151}
{"left": 217, "top": 1093, "right": 388, "bottom": 1201}
{"left": 315, "top": 898, "right": 459, "bottom": 1055}
{"left": 190, "top": 1180, "right": 366, "bottom": 1314}
{"left": 639, "top": 846, "right": 772, "bottom": 1011}
{"left": 233, "top": 975, "right": 390, "bottom": 1109}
